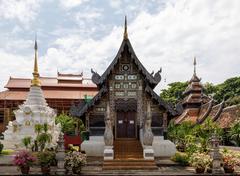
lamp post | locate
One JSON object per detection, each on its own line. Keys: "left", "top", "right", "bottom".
{"left": 210, "top": 133, "right": 224, "bottom": 174}
{"left": 55, "top": 132, "right": 66, "bottom": 175}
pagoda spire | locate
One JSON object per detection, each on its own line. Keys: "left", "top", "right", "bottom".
{"left": 31, "top": 36, "right": 41, "bottom": 87}
{"left": 193, "top": 56, "right": 197, "bottom": 76}
{"left": 124, "top": 16, "right": 128, "bottom": 40}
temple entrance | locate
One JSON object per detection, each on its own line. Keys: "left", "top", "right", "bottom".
{"left": 116, "top": 111, "right": 136, "bottom": 138}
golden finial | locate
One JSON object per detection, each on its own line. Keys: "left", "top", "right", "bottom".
{"left": 31, "top": 36, "right": 41, "bottom": 87}
{"left": 124, "top": 16, "right": 128, "bottom": 40}
{"left": 193, "top": 56, "right": 197, "bottom": 76}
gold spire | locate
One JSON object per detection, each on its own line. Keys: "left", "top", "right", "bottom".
{"left": 124, "top": 16, "right": 128, "bottom": 40}
{"left": 193, "top": 56, "right": 196, "bottom": 76}
{"left": 31, "top": 37, "right": 41, "bottom": 87}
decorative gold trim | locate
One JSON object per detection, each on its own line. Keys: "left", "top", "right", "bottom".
{"left": 31, "top": 39, "right": 41, "bottom": 86}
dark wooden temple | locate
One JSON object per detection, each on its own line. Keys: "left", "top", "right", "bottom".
{"left": 70, "top": 18, "right": 176, "bottom": 140}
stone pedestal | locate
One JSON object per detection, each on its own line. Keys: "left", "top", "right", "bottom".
{"left": 152, "top": 136, "right": 176, "bottom": 157}
{"left": 81, "top": 136, "right": 105, "bottom": 156}
{"left": 143, "top": 146, "right": 154, "bottom": 160}
{"left": 55, "top": 133, "right": 66, "bottom": 175}
{"left": 104, "top": 146, "right": 114, "bottom": 160}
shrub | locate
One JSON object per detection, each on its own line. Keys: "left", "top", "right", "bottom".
{"left": 1, "top": 149, "right": 14, "bottom": 155}
{"left": 22, "top": 136, "right": 32, "bottom": 149}
{"left": 0, "top": 142, "right": 3, "bottom": 154}
{"left": 36, "top": 132, "right": 52, "bottom": 151}
{"left": 37, "top": 150, "right": 55, "bottom": 167}
{"left": 228, "top": 120, "right": 240, "bottom": 147}
{"left": 189, "top": 152, "right": 212, "bottom": 169}
{"left": 55, "top": 113, "right": 85, "bottom": 135}
{"left": 171, "top": 152, "right": 189, "bottom": 166}
{"left": 13, "top": 150, "right": 36, "bottom": 167}
{"left": 65, "top": 151, "right": 87, "bottom": 172}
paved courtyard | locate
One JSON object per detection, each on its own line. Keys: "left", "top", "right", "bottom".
{"left": 0, "top": 155, "right": 240, "bottom": 175}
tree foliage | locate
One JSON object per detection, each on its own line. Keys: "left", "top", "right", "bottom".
{"left": 55, "top": 113, "right": 85, "bottom": 135}
{"left": 228, "top": 120, "right": 240, "bottom": 146}
{"left": 160, "top": 82, "right": 188, "bottom": 105}
{"left": 160, "top": 77, "right": 240, "bottom": 107}
{"left": 168, "top": 118, "right": 222, "bottom": 153}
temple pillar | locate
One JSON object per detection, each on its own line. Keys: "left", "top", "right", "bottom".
{"left": 163, "top": 112, "right": 168, "bottom": 139}
{"left": 85, "top": 113, "right": 89, "bottom": 131}
{"left": 137, "top": 83, "right": 143, "bottom": 127}
{"left": 143, "top": 101, "right": 154, "bottom": 160}
{"left": 103, "top": 102, "right": 114, "bottom": 160}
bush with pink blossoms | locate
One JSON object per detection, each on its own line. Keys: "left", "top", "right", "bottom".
{"left": 13, "top": 150, "right": 36, "bottom": 167}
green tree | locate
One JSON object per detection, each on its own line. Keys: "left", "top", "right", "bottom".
{"left": 160, "top": 82, "right": 188, "bottom": 105}
{"left": 55, "top": 113, "right": 75, "bottom": 134}
{"left": 214, "top": 77, "right": 240, "bottom": 104}
{"left": 167, "top": 121, "right": 194, "bottom": 152}
{"left": 203, "top": 82, "right": 218, "bottom": 96}
{"left": 22, "top": 136, "right": 32, "bottom": 149}
{"left": 228, "top": 120, "right": 240, "bottom": 146}
{"left": 194, "top": 117, "right": 223, "bottom": 152}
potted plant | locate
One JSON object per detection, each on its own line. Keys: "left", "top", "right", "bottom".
{"left": 37, "top": 150, "right": 55, "bottom": 175}
{"left": 222, "top": 152, "right": 239, "bottom": 173}
{"left": 13, "top": 150, "right": 36, "bottom": 174}
{"left": 65, "top": 151, "right": 87, "bottom": 174}
{"left": 189, "top": 152, "right": 212, "bottom": 173}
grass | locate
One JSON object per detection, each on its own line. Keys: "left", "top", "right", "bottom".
{"left": 0, "top": 149, "right": 15, "bottom": 155}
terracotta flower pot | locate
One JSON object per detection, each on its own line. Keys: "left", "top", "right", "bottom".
{"left": 41, "top": 165, "right": 51, "bottom": 175}
{"left": 224, "top": 165, "right": 234, "bottom": 173}
{"left": 20, "top": 165, "right": 30, "bottom": 174}
{"left": 72, "top": 166, "right": 81, "bottom": 174}
{"left": 195, "top": 167, "right": 205, "bottom": 173}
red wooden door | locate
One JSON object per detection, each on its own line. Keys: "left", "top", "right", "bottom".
{"left": 117, "top": 112, "right": 136, "bottom": 138}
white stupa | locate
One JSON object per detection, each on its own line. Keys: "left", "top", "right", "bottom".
{"left": 1, "top": 39, "right": 61, "bottom": 149}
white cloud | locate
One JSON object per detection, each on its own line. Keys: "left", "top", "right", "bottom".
{"left": 109, "top": 0, "right": 122, "bottom": 9}
{"left": 0, "top": 0, "right": 240, "bottom": 94}
{"left": 59, "top": 0, "right": 89, "bottom": 10}
{"left": 0, "top": 50, "right": 33, "bottom": 89}
{"left": 0, "top": 0, "right": 41, "bottom": 25}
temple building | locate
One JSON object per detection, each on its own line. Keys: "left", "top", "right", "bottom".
{"left": 70, "top": 17, "right": 176, "bottom": 164}
{"left": 0, "top": 64, "right": 97, "bottom": 133}
{"left": 174, "top": 58, "right": 240, "bottom": 128}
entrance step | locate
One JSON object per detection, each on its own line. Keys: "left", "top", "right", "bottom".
{"left": 103, "top": 159, "right": 158, "bottom": 170}
{"left": 114, "top": 140, "right": 143, "bottom": 159}
{"left": 103, "top": 140, "right": 158, "bottom": 170}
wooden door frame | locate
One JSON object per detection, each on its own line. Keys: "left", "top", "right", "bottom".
{"left": 115, "top": 111, "right": 137, "bottom": 140}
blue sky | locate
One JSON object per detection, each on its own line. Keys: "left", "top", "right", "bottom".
{"left": 0, "top": 0, "right": 240, "bottom": 92}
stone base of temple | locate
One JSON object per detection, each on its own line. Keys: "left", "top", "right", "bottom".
{"left": 81, "top": 136, "right": 176, "bottom": 158}
{"left": 143, "top": 146, "right": 154, "bottom": 160}
{"left": 152, "top": 136, "right": 176, "bottom": 157}
{"left": 104, "top": 146, "right": 114, "bottom": 160}
{"left": 81, "top": 136, "right": 105, "bottom": 156}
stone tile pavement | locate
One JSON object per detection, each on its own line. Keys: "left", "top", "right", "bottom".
{"left": 0, "top": 155, "right": 240, "bottom": 175}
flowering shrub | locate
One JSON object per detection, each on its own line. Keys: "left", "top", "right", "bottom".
{"left": 65, "top": 151, "right": 86, "bottom": 172}
{"left": 189, "top": 152, "right": 212, "bottom": 169}
{"left": 13, "top": 150, "right": 36, "bottom": 167}
{"left": 37, "top": 150, "right": 55, "bottom": 166}
{"left": 171, "top": 152, "right": 189, "bottom": 166}
{"left": 221, "top": 149, "right": 240, "bottom": 167}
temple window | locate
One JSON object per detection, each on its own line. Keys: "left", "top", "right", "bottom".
{"left": 89, "top": 114, "right": 105, "bottom": 136}
{"left": 0, "top": 110, "right": 3, "bottom": 123}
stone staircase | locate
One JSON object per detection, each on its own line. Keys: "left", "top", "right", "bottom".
{"left": 102, "top": 140, "right": 158, "bottom": 170}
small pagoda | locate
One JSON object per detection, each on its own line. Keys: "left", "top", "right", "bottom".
{"left": 175, "top": 58, "right": 225, "bottom": 125}
{"left": 1, "top": 39, "right": 61, "bottom": 149}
